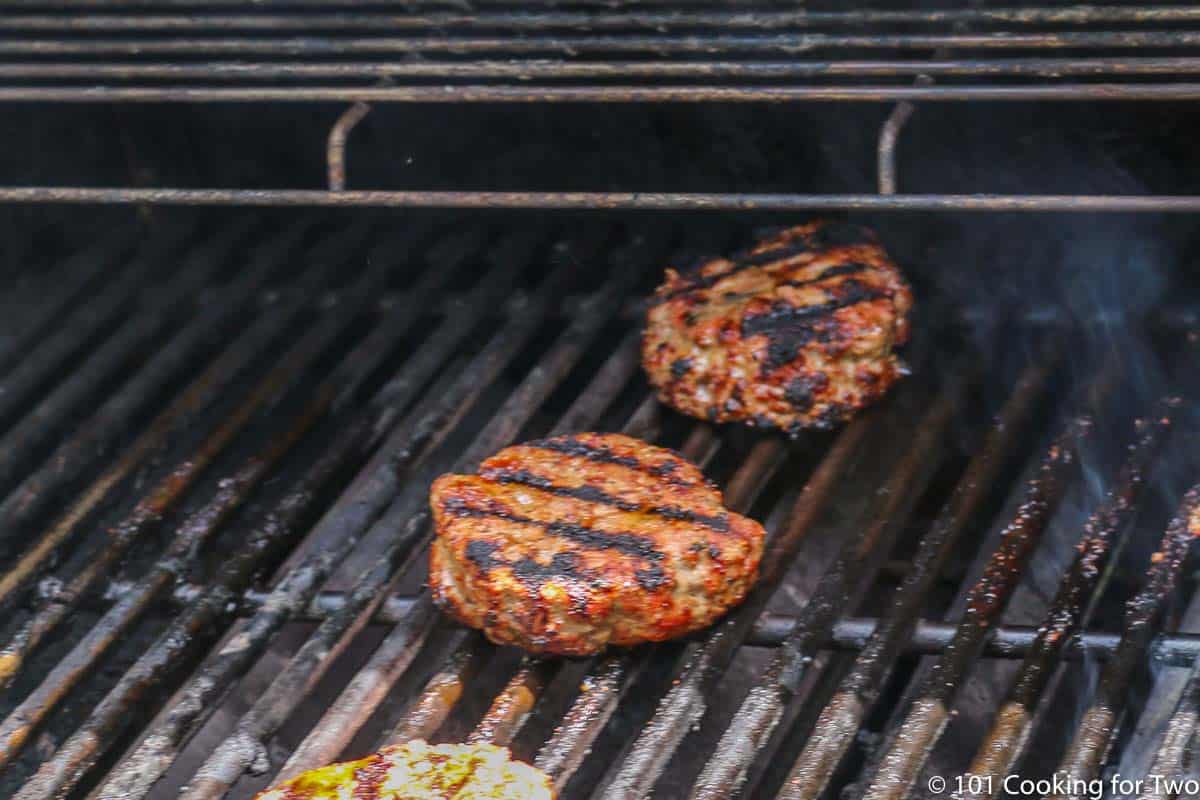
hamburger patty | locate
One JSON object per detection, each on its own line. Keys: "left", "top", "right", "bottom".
{"left": 429, "top": 433, "right": 765, "bottom": 656}
{"left": 642, "top": 220, "right": 913, "bottom": 435}
{"left": 253, "top": 741, "right": 553, "bottom": 800}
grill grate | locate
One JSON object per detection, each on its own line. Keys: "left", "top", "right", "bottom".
{"left": 0, "top": 213, "right": 1198, "bottom": 800}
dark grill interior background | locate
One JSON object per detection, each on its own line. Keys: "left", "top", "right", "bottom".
{"left": 5, "top": 3, "right": 1200, "bottom": 800}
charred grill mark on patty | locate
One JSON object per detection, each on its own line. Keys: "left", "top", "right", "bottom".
{"left": 742, "top": 280, "right": 887, "bottom": 373}
{"left": 635, "top": 564, "right": 670, "bottom": 591}
{"left": 443, "top": 497, "right": 667, "bottom": 562}
{"left": 654, "top": 240, "right": 813, "bottom": 303}
{"left": 464, "top": 539, "right": 602, "bottom": 593}
{"left": 465, "top": 538, "right": 503, "bottom": 571}
{"left": 779, "top": 262, "right": 869, "bottom": 289}
{"left": 727, "top": 240, "right": 812, "bottom": 269}
{"left": 511, "top": 551, "right": 587, "bottom": 587}
{"left": 784, "top": 376, "right": 817, "bottom": 411}
{"left": 670, "top": 357, "right": 692, "bottom": 379}
{"left": 478, "top": 466, "right": 730, "bottom": 531}
{"left": 525, "top": 435, "right": 697, "bottom": 485}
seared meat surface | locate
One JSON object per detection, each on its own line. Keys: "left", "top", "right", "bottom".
{"left": 429, "top": 432, "right": 765, "bottom": 656}
{"left": 642, "top": 220, "right": 913, "bottom": 435}
{"left": 253, "top": 741, "right": 553, "bottom": 800}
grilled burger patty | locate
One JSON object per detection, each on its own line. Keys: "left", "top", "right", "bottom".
{"left": 429, "top": 433, "right": 765, "bottom": 656}
{"left": 642, "top": 220, "right": 913, "bottom": 435}
{"left": 254, "top": 741, "right": 553, "bottom": 800}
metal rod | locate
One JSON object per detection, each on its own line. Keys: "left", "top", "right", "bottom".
{"left": 0, "top": 248, "right": 373, "bottom": 690}
{"left": 327, "top": 101, "right": 371, "bottom": 192}
{"left": 0, "top": 230, "right": 452, "bottom": 773}
{"left": 227, "top": 592, "right": 1200, "bottom": 666}
{"left": 174, "top": 231, "right": 599, "bottom": 799}
{"left": 0, "top": 228, "right": 180, "bottom": 450}
{"left": 25, "top": 242, "right": 490, "bottom": 798}
{"left": 0, "top": 222, "right": 318, "bottom": 608}
{"left": 765, "top": 357, "right": 1056, "bottom": 800}
{"left": 0, "top": 226, "right": 136, "bottom": 376}
{"left": 1135, "top": 657, "right": 1200, "bottom": 800}
{"left": 2, "top": 3, "right": 1197, "bottom": 27}
{"left": 5, "top": 31, "right": 1200, "bottom": 58}
{"left": 0, "top": 222, "right": 308, "bottom": 543}
{"left": 856, "top": 417, "right": 1092, "bottom": 800}
{"left": 877, "top": 73, "right": 933, "bottom": 197}
{"left": 271, "top": 230, "right": 649, "bottom": 780}
{"left": 679, "top": 376, "right": 966, "bottom": 800}
{"left": 388, "top": 630, "right": 491, "bottom": 747}
{"left": 3, "top": 6, "right": 1199, "bottom": 31}
{"left": 20, "top": 389, "right": 379, "bottom": 800}
{"left": 3, "top": 188, "right": 1200, "bottom": 211}
{"left": 605, "top": 373, "right": 967, "bottom": 800}
{"left": 11, "top": 57, "right": 1200, "bottom": 82}
{"left": 469, "top": 655, "right": 559, "bottom": 749}
{"left": 0, "top": 218, "right": 259, "bottom": 514}
{"left": 86, "top": 227, "right": 518, "bottom": 800}
{"left": 963, "top": 399, "right": 1180, "bottom": 799}
{"left": 4, "top": 85, "right": 1200, "bottom": 103}
{"left": 877, "top": 101, "right": 916, "bottom": 196}
{"left": 533, "top": 415, "right": 864, "bottom": 790}
{"left": 1048, "top": 486, "right": 1200, "bottom": 796}
{"left": 0, "top": 395, "right": 319, "bottom": 773}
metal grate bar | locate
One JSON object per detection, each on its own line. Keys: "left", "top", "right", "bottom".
{"left": 0, "top": 227, "right": 185, "bottom": 464}
{"left": 0, "top": 226, "right": 137, "bottom": 377}
{"left": 83, "top": 226, "right": 531, "bottom": 800}
{"left": 0, "top": 221, "right": 369, "bottom": 686}
{"left": 6, "top": 31, "right": 1200, "bottom": 58}
{"left": 853, "top": 415, "right": 1094, "bottom": 800}
{"left": 1048, "top": 486, "right": 1200, "bottom": 795}
{"left": 1134, "top": 645, "right": 1200, "bottom": 799}
{"left": 5, "top": 86, "right": 1200, "bottom": 103}
{"left": 221, "top": 592, "right": 1200, "bottom": 667}
{"left": 532, "top": 413, "right": 871, "bottom": 790}
{"left": 271, "top": 228, "right": 652, "bottom": 780}
{"left": 960, "top": 398, "right": 1180, "bottom": 798}
{"left": 753, "top": 356, "right": 1056, "bottom": 800}
{"left": 6, "top": 223, "right": 475, "bottom": 800}
{"left": 4, "top": 188, "right": 1200, "bottom": 212}
{"left": 0, "top": 0, "right": 1186, "bottom": 18}
{"left": 12, "top": 57, "right": 1200, "bottom": 82}
{"left": 0, "top": 221, "right": 453, "bottom": 777}
{"left": 0, "top": 224, "right": 334, "bottom": 631}
{"left": 598, "top": 368, "right": 968, "bottom": 800}
{"left": 0, "top": 223, "right": 383, "bottom": 696}
{"left": 0, "top": 218, "right": 265, "bottom": 530}
{"left": 2, "top": 6, "right": 1198, "bottom": 32}
{"left": 28, "top": 374, "right": 387, "bottom": 800}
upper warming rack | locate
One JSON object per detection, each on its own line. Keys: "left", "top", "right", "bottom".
{"left": 3, "top": 1, "right": 1200, "bottom": 210}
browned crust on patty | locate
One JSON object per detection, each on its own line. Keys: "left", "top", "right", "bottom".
{"left": 429, "top": 432, "right": 765, "bottom": 656}
{"left": 642, "top": 220, "right": 913, "bottom": 435}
